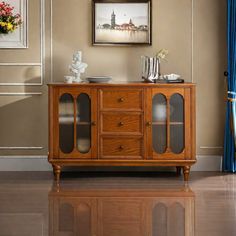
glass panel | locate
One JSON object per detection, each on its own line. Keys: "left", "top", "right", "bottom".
{"left": 169, "top": 203, "right": 185, "bottom": 236}
{"left": 152, "top": 94, "right": 167, "bottom": 154}
{"left": 152, "top": 203, "right": 167, "bottom": 236}
{"left": 59, "top": 203, "right": 74, "bottom": 232}
{"left": 59, "top": 93, "right": 74, "bottom": 154}
{"left": 77, "top": 203, "right": 91, "bottom": 236}
{"left": 170, "top": 94, "right": 184, "bottom": 154}
{"left": 76, "top": 93, "right": 91, "bottom": 154}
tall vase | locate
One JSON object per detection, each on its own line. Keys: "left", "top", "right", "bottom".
{"left": 141, "top": 56, "right": 160, "bottom": 83}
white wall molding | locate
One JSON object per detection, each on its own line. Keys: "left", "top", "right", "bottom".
{"left": 192, "top": 155, "right": 222, "bottom": 171}
{"left": 0, "top": 155, "right": 222, "bottom": 172}
{"left": 200, "top": 146, "right": 223, "bottom": 149}
{"left": 0, "top": 0, "right": 45, "bottom": 86}
{"left": 0, "top": 147, "right": 43, "bottom": 150}
{"left": 0, "top": 93, "right": 42, "bottom": 96}
{"left": 0, "top": 156, "right": 51, "bottom": 171}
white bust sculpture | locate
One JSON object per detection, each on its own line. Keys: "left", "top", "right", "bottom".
{"left": 69, "top": 51, "right": 88, "bottom": 82}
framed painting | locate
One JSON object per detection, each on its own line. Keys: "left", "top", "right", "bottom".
{"left": 92, "top": 0, "right": 152, "bottom": 45}
{"left": 0, "top": 0, "right": 28, "bottom": 48}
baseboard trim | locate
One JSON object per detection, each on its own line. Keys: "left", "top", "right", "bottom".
{"left": 192, "top": 155, "right": 222, "bottom": 171}
{"left": 0, "top": 156, "right": 52, "bottom": 171}
{"left": 0, "top": 155, "right": 222, "bottom": 171}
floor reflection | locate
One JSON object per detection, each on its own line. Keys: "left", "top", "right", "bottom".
{"left": 49, "top": 182, "right": 195, "bottom": 236}
{"left": 0, "top": 172, "right": 236, "bottom": 236}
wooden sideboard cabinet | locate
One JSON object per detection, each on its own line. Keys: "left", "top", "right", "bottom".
{"left": 48, "top": 82, "right": 196, "bottom": 181}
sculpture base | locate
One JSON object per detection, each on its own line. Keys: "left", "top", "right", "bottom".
{"left": 73, "top": 77, "right": 82, "bottom": 83}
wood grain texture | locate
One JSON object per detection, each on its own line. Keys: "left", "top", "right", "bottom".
{"left": 101, "top": 137, "right": 143, "bottom": 159}
{"left": 99, "top": 88, "right": 143, "bottom": 111}
{"left": 101, "top": 112, "right": 143, "bottom": 135}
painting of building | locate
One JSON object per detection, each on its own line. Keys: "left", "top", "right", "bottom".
{"left": 93, "top": 2, "right": 151, "bottom": 45}
{"left": 111, "top": 10, "right": 116, "bottom": 29}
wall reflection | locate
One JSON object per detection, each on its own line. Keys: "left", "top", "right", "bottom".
{"left": 49, "top": 183, "right": 195, "bottom": 236}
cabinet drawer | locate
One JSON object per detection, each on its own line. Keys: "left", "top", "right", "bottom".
{"left": 101, "top": 113, "right": 142, "bottom": 134}
{"left": 101, "top": 137, "right": 143, "bottom": 159}
{"left": 100, "top": 89, "right": 143, "bottom": 110}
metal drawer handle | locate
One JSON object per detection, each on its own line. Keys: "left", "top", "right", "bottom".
{"left": 118, "top": 97, "right": 124, "bottom": 102}
{"left": 118, "top": 121, "right": 124, "bottom": 126}
{"left": 119, "top": 145, "right": 124, "bottom": 151}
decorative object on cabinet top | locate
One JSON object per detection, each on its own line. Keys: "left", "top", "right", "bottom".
{"left": 48, "top": 81, "right": 194, "bottom": 87}
{"left": 142, "top": 49, "right": 169, "bottom": 83}
{"left": 86, "top": 76, "right": 112, "bottom": 83}
{"left": 64, "top": 51, "right": 88, "bottom": 83}
{"left": 142, "top": 49, "right": 184, "bottom": 84}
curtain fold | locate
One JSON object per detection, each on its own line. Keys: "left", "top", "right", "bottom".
{"left": 223, "top": 0, "right": 236, "bottom": 172}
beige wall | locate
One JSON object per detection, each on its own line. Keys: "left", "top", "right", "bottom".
{"left": 0, "top": 0, "right": 48, "bottom": 156}
{"left": 0, "top": 0, "right": 227, "bottom": 157}
{"left": 194, "top": 0, "right": 227, "bottom": 155}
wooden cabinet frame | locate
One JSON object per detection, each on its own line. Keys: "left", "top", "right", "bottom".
{"left": 48, "top": 87, "right": 98, "bottom": 161}
{"left": 146, "top": 87, "right": 194, "bottom": 160}
{"left": 48, "top": 83, "right": 196, "bottom": 181}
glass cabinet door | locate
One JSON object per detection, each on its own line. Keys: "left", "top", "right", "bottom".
{"left": 152, "top": 94, "right": 167, "bottom": 154}
{"left": 170, "top": 94, "right": 184, "bottom": 154}
{"left": 58, "top": 90, "right": 94, "bottom": 157}
{"left": 59, "top": 94, "right": 74, "bottom": 154}
{"left": 151, "top": 91, "right": 185, "bottom": 158}
{"left": 76, "top": 93, "right": 91, "bottom": 154}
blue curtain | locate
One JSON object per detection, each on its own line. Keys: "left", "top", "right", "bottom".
{"left": 223, "top": 0, "right": 236, "bottom": 172}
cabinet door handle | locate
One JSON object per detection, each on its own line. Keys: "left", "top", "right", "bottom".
{"left": 91, "top": 121, "right": 96, "bottom": 126}
{"left": 118, "top": 121, "right": 124, "bottom": 126}
{"left": 146, "top": 121, "right": 152, "bottom": 127}
{"left": 119, "top": 145, "right": 124, "bottom": 150}
{"left": 118, "top": 97, "right": 124, "bottom": 102}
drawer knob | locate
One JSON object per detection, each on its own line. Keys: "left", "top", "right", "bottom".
{"left": 91, "top": 121, "right": 96, "bottom": 126}
{"left": 118, "top": 97, "right": 124, "bottom": 102}
{"left": 146, "top": 121, "right": 152, "bottom": 127}
{"left": 118, "top": 122, "right": 124, "bottom": 126}
{"left": 119, "top": 145, "right": 124, "bottom": 150}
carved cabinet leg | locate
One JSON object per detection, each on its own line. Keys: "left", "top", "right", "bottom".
{"left": 183, "top": 166, "right": 190, "bottom": 181}
{"left": 53, "top": 165, "right": 61, "bottom": 182}
{"left": 176, "top": 166, "right": 182, "bottom": 175}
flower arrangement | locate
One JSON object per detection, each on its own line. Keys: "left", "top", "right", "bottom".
{"left": 142, "top": 49, "right": 169, "bottom": 82}
{"left": 0, "top": 1, "right": 22, "bottom": 34}
{"left": 156, "top": 49, "right": 169, "bottom": 61}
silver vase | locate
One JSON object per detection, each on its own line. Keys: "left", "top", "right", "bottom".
{"left": 141, "top": 56, "right": 160, "bottom": 83}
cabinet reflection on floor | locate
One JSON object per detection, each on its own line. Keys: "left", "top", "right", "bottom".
{"left": 50, "top": 184, "right": 194, "bottom": 236}
{"left": 0, "top": 172, "right": 236, "bottom": 236}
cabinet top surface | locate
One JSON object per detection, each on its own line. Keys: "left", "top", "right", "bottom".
{"left": 48, "top": 81, "right": 196, "bottom": 87}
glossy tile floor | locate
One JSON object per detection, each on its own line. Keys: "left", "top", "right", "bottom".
{"left": 0, "top": 171, "right": 235, "bottom": 236}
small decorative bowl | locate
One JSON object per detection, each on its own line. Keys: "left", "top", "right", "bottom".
{"left": 86, "top": 76, "right": 112, "bottom": 83}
